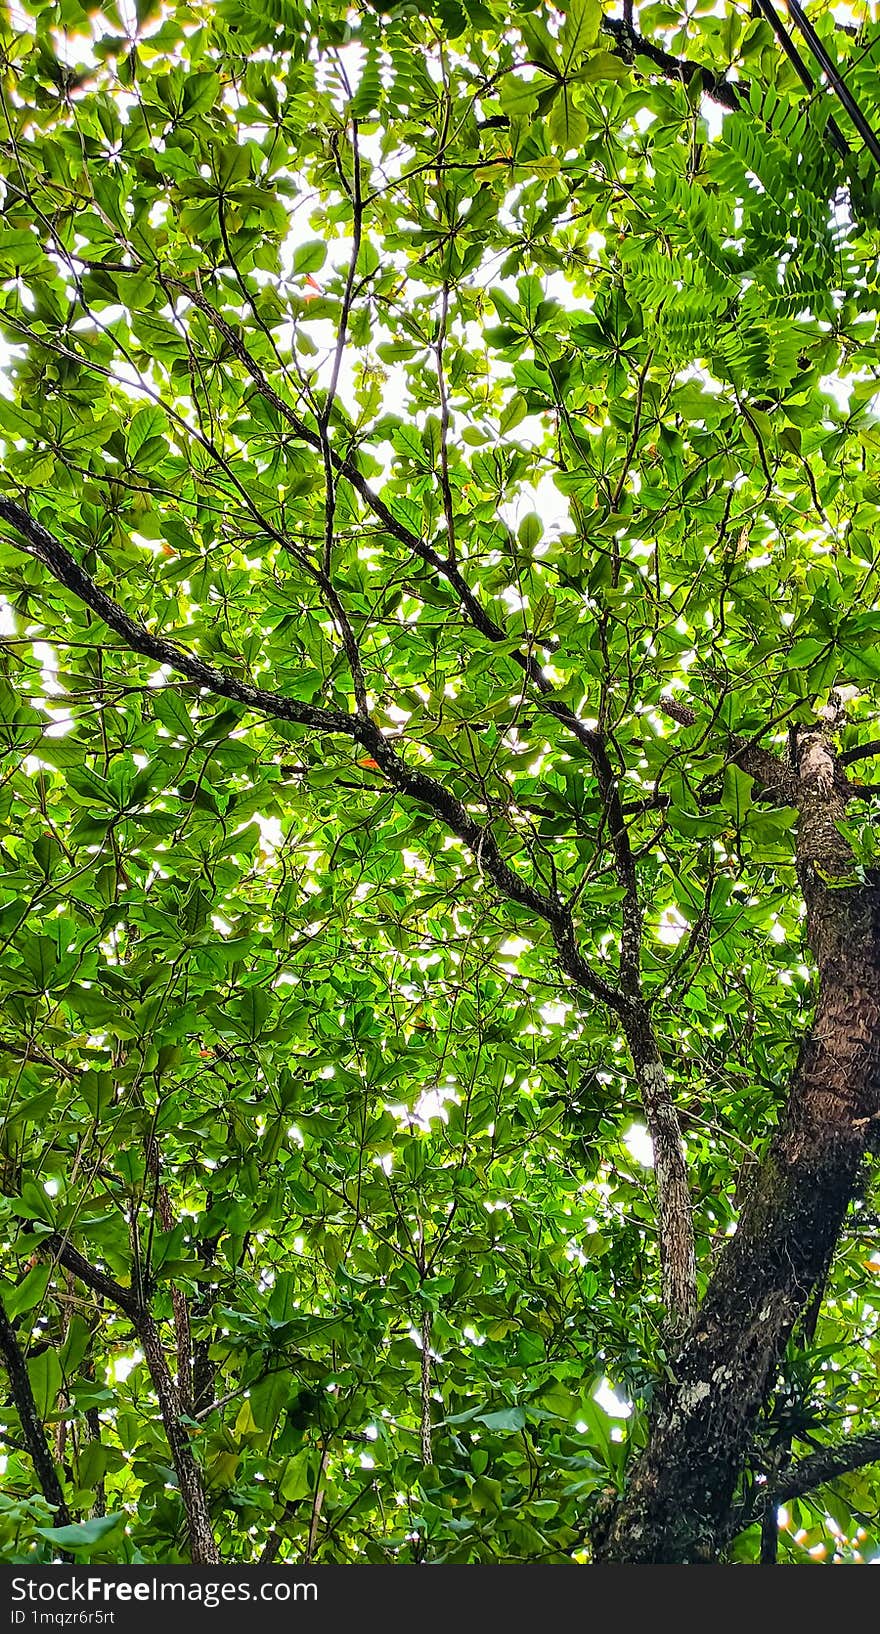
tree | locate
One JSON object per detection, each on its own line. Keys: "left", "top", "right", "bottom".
{"left": 1, "top": 0, "right": 880, "bottom": 1569}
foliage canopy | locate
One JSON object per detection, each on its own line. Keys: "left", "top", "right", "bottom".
{"left": 2, "top": 0, "right": 880, "bottom": 1567}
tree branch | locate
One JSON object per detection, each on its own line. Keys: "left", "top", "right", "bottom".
{"left": 43, "top": 1232, "right": 138, "bottom": 1317}
{"left": 136, "top": 1309, "right": 219, "bottom": 1564}
{"left": 318, "top": 120, "right": 363, "bottom": 600}
{"left": 590, "top": 733, "right": 643, "bottom": 994}
{"left": 785, "top": 0, "right": 880, "bottom": 169}
{"left": 602, "top": 18, "right": 741, "bottom": 112}
{"left": 420, "top": 1310, "right": 433, "bottom": 1468}
{"left": 0, "top": 489, "right": 697, "bottom": 1324}
{"left": 142, "top": 280, "right": 674, "bottom": 967}
{"left": 729, "top": 1428, "right": 880, "bottom": 1541}
{"left": 0, "top": 1293, "right": 73, "bottom": 1547}
{"left": 774, "top": 1429, "right": 880, "bottom": 1504}
{"left": 435, "top": 282, "right": 458, "bottom": 567}
{"left": 0, "top": 498, "right": 352, "bottom": 740}
{"left": 840, "top": 739, "right": 880, "bottom": 767}
{"left": 657, "top": 695, "right": 799, "bottom": 803}
{"left": 33, "top": 1231, "right": 218, "bottom": 1563}
{"left": 753, "top": 0, "right": 849, "bottom": 160}
{"left": 0, "top": 494, "right": 618, "bottom": 1009}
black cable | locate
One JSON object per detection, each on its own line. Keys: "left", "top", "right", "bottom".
{"left": 754, "top": 0, "right": 850, "bottom": 159}
{"left": 786, "top": 0, "right": 880, "bottom": 169}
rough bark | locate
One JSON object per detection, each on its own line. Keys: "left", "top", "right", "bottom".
{"left": 0, "top": 1293, "right": 73, "bottom": 1544}
{"left": 625, "top": 1011, "right": 697, "bottom": 1330}
{"left": 135, "top": 1310, "right": 220, "bottom": 1565}
{"left": 595, "top": 723, "right": 880, "bottom": 1561}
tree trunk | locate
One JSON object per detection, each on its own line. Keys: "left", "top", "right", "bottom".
{"left": 136, "top": 1309, "right": 220, "bottom": 1565}
{"left": 595, "top": 860, "right": 880, "bottom": 1561}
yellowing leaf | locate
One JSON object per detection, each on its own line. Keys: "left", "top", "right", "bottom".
{"left": 234, "top": 1397, "right": 260, "bottom": 1438}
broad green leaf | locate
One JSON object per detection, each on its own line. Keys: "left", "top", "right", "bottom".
{"left": 280, "top": 1451, "right": 312, "bottom": 1501}
{"left": 27, "top": 1349, "right": 62, "bottom": 1420}
{"left": 476, "top": 1406, "right": 526, "bottom": 1432}
{"left": 560, "top": 0, "right": 603, "bottom": 70}
{"left": 722, "top": 764, "right": 753, "bottom": 826}
{"left": 37, "top": 1515, "right": 125, "bottom": 1548}
{"left": 547, "top": 90, "right": 589, "bottom": 150}
{"left": 2, "top": 1264, "right": 51, "bottom": 1319}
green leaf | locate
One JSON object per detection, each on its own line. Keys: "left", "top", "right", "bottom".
{"left": 280, "top": 1450, "right": 312, "bottom": 1501}
{"left": 499, "top": 70, "right": 555, "bottom": 116}
{"left": 517, "top": 512, "right": 543, "bottom": 550}
{"left": 559, "top": 0, "right": 602, "bottom": 70}
{"left": 722, "top": 764, "right": 753, "bottom": 826}
{"left": 291, "top": 241, "right": 327, "bottom": 275}
{"left": 2, "top": 1265, "right": 51, "bottom": 1320}
{"left": 36, "top": 1515, "right": 125, "bottom": 1549}
{"left": 476, "top": 1406, "right": 526, "bottom": 1432}
{"left": 575, "top": 51, "right": 631, "bottom": 83}
{"left": 547, "top": 90, "right": 589, "bottom": 150}
{"left": 27, "top": 1349, "right": 62, "bottom": 1420}
{"left": 152, "top": 688, "right": 195, "bottom": 739}
{"left": 127, "top": 406, "right": 167, "bottom": 462}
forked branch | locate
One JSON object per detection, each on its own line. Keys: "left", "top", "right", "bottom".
{"left": 0, "top": 492, "right": 696, "bottom": 1326}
